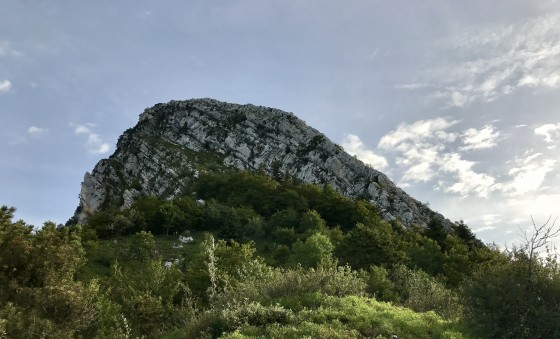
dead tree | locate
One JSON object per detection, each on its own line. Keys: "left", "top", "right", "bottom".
{"left": 518, "top": 216, "right": 559, "bottom": 284}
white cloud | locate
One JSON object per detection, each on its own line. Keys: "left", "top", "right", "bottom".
{"left": 379, "top": 118, "right": 499, "bottom": 198}
{"left": 474, "top": 226, "right": 497, "bottom": 233}
{"left": 92, "top": 143, "right": 111, "bottom": 154}
{"left": 402, "top": 161, "right": 433, "bottom": 183}
{"left": 535, "top": 123, "right": 560, "bottom": 143}
{"left": 440, "top": 153, "right": 499, "bottom": 198}
{"left": 71, "top": 123, "right": 112, "bottom": 154}
{"left": 28, "top": 126, "right": 48, "bottom": 135}
{"left": 502, "top": 151, "right": 556, "bottom": 196}
{"left": 393, "top": 83, "right": 429, "bottom": 90}
{"left": 378, "top": 117, "right": 458, "bottom": 150}
{"left": 414, "top": 13, "right": 560, "bottom": 107}
{"left": 341, "top": 134, "right": 388, "bottom": 170}
{"left": 398, "top": 145, "right": 442, "bottom": 182}
{"left": 461, "top": 125, "right": 501, "bottom": 151}
{"left": 0, "top": 80, "right": 12, "bottom": 93}
{"left": 74, "top": 125, "right": 91, "bottom": 135}
{"left": 446, "top": 169, "right": 498, "bottom": 198}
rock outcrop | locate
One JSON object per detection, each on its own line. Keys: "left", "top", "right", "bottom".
{"left": 74, "top": 98, "right": 449, "bottom": 228}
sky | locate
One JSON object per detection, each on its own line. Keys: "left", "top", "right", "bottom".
{"left": 1, "top": 0, "right": 559, "bottom": 247}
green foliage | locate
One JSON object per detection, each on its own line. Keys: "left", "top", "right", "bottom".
{"left": 442, "top": 235, "right": 475, "bottom": 286}
{"left": 105, "top": 259, "right": 192, "bottom": 337}
{"left": 462, "top": 248, "right": 560, "bottom": 338}
{"left": 365, "top": 265, "right": 399, "bottom": 301}
{"left": 298, "top": 209, "right": 328, "bottom": 235}
{"left": 3, "top": 167, "right": 529, "bottom": 338}
{"left": 195, "top": 171, "right": 382, "bottom": 230}
{"left": 406, "top": 234, "right": 445, "bottom": 276}
{"left": 268, "top": 208, "right": 299, "bottom": 234}
{"left": 452, "top": 220, "right": 483, "bottom": 249}
{"left": 126, "top": 231, "right": 157, "bottom": 261}
{"left": 196, "top": 172, "right": 282, "bottom": 217}
{"left": 426, "top": 218, "right": 447, "bottom": 249}
{"left": 365, "top": 264, "right": 462, "bottom": 320}
{"left": 184, "top": 234, "right": 261, "bottom": 303}
{"left": 290, "top": 232, "right": 334, "bottom": 268}
{"left": 391, "top": 265, "right": 463, "bottom": 320}
{"left": 0, "top": 207, "right": 99, "bottom": 337}
{"left": 186, "top": 301, "right": 295, "bottom": 338}
{"left": 337, "top": 222, "right": 407, "bottom": 269}
{"left": 220, "top": 296, "right": 470, "bottom": 339}
{"left": 272, "top": 227, "right": 297, "bottom": 245}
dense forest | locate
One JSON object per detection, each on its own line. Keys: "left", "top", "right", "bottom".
{"left": 1, "top": 171, "right": 559, "bottom": 338}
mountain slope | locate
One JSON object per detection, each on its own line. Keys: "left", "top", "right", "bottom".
{"left": 74, "top": 98, "right": 449, "bottom": 228}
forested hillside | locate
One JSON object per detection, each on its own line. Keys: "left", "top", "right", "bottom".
{"left": 2, "top": 171, "right": 559, "bottom": 338}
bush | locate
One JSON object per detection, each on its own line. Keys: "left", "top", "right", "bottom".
{"left": 365, "top": 265, "right": 398, "bottom": 301}
{"left": 462, "top": 249, "right": 560, "bottom": 338}
{"left": 290, "top": 232, "right": 334, "bottom": 268}
{"left": 366, "top": 264, "right": 462, "bottom": 319}
{"left": 336, "top": 222, "right": 407, "bottom": 269}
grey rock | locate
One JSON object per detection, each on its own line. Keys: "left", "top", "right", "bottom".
{"left": 74, "top": 98, "right": 451, "bottom": 228}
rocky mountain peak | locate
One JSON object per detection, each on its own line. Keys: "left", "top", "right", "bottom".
{"left": 74, "top": 98, "right": 449, "bottom": 228}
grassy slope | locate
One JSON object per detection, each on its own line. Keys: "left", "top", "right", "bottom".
{"left": 80, "top": 234, "right": 477, "bottom": 339}
{"left": 220, "top": 296, "right": 473, "bottom": 339}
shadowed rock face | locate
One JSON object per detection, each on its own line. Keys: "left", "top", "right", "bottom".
{"left": 74, "top": 98, "right": 449, "bottom": 228}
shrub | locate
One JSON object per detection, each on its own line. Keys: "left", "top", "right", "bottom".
{"left": 392, "top": 265, "right": 462, "bottom": 319}
{"left": 290, "top": 232, "right": 334, "bottom": 268}
{"left": 462, "top": 249, "right": 560, "bottom": 338}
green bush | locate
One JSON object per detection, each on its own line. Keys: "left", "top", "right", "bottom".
{"left": 221, "top": 296, "right": 470, "bottom": 339}
{"left": 462, "top": 249, "right": 560, "bottom": 338}
{"left": 290, "top": 232, "right": 334, "bottom": 268}
{"left": 365, "top": 265, "right": 398, "bottom": 301}
{"left": 391, "top": 265, "right": 462, "bottom": 319}
{"left": 336, "top": 222, "right": 407, "bottom": 269}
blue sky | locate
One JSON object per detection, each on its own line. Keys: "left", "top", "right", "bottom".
{"left": 2, "top": 0, "right": 559, "bottom": 246}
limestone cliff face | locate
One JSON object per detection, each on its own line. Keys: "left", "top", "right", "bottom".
{"left": 74, "top": 98, "right": 448, "bottom": 227}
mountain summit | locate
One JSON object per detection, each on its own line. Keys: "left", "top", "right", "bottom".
{"left": 73, "top": 98, "right": 449, "bottom": 227}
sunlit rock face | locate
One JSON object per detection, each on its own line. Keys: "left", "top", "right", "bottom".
{"left": 74, "top": 98, "right": 449, "bottom": 228}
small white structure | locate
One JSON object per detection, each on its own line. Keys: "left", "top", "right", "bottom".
{"left": 178, "top": 235, "right": 194, "bottom": 243}
{"left": 164, "top": 258, "right": 180, "bottom": 269}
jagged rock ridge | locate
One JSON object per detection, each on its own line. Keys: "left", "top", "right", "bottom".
{"left": 75, "top": 98, "right": 449, "bottom": 228}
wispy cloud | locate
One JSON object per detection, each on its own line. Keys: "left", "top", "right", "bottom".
{"left": 393, "top": 83, "right": 429, "bottom": 90}
{"left": 502, "top": 151, "right": 556, "bottom": 196}
{"left": 0, "top": 41, "right": 23, "bottom": 57}
{"left": 461, "top": 125, "right": 501, "bottom": 151}
{"left": 481, "top": 213, "right": 501, "bottom": 226}
{"left": 341, "top": 134, "right": 388, "bottom": 170}
{"left": 401, "top": 13, "right": 560, "bottom": 107}
{"left": 474, "top": 225, "right": 497, "bottom": 233}
{"left": 71, "top": 123, "right": 111, "bottom": 154}
{"left": 0, "top": 80, "right": 12, "bottom": 93}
